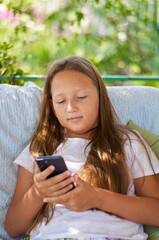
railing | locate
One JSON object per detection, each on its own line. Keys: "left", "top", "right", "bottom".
{"left": 0, "top": 75, "right": 45, "bottom": 84}
{"left": 0, "top": 75, "right": 159, "bottom": 86}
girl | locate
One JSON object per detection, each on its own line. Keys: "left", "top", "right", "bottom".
{"left": 5, "top": 56, "right": 159, "bottom": 240}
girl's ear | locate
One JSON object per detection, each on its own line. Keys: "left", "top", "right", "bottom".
{"left": 50, "top": 98, "right": 56, "bottom": 116}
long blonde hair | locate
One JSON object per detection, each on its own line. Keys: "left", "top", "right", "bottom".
{"left": 29, "top": 56, "right": 133, "bottom": 232}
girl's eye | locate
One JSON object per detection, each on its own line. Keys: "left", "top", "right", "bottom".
{"left": 77, "top": 96, "right": 87, "bottom": 99}
{"left": 57, "top": 100, "right": 65, "bottom": 104}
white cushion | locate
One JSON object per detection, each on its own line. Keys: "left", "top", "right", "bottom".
{"left": 0, "top": 82, "right": 42, "bottom": 240}
{"left": 108, "top": 86, "right": 159, "bottom": 135}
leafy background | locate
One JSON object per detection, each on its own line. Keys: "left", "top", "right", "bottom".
{"left": 0, "top": 0, "right": 159, "bottom": 86}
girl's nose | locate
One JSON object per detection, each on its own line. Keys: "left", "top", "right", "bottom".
{"left": 67, "top": 99, "right": 77, "bottom": 112}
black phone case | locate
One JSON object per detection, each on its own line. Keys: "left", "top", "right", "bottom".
{"left": 35, "top": 156, "right": 75, "bottom": 189}
{"left": 35, "top": 156, "right": 68, "bottom": 178}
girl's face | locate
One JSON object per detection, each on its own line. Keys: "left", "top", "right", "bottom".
{"left": 51, "top": 70, "right": 99, "bottom": 139}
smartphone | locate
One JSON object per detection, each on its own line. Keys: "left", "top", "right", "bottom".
{"left": 35, "top": 155, "right": 75, "bottom": 188}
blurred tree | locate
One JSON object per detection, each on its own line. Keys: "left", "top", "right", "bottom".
{"left": 0, "top": 0, "right": 38, "bottom": 75}
{"left": 0, "top": 0, "right": 159, "bottom": 76}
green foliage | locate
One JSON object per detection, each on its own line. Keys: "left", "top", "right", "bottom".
{"left": 0, "top": 41, "right": 25, "bottom": 76}
{"left": 0, "top": 0, "right": 159, "bottom": 84}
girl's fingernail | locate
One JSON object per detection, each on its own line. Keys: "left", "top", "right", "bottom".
{"left": 67, "top": 170, "right": 71, "bottom": 175}
{"left": 43, "top": 198, "right": 47, "bottom": 202}
{"left": 50, "top": 166, "right": 54, "bottom": 170}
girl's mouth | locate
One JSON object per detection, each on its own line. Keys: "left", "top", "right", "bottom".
{"left": 67, "top": 116, "right": 83, "bottom": 122}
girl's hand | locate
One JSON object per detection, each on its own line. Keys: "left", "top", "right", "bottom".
{"left": 32, "top": 163, "right": 74, "bottom": 202}
{"left": 43, "top": 174, "right": 97, "bottom": 212}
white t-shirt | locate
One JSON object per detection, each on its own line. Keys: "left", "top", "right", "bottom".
{"left": 14, "top": 135, "right": 159, "bottom": 240}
